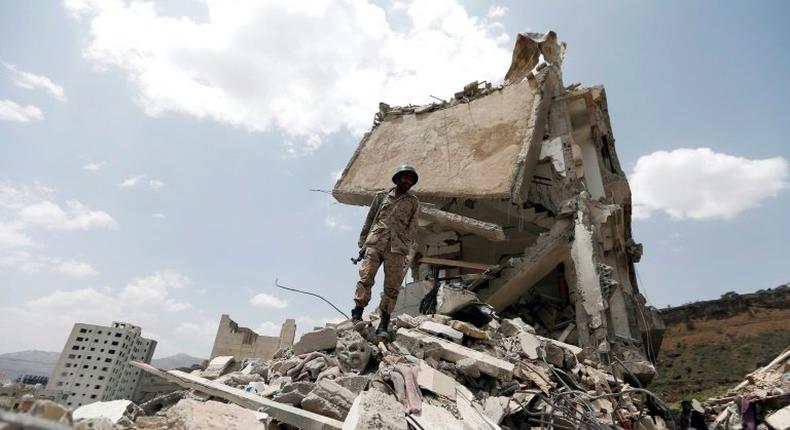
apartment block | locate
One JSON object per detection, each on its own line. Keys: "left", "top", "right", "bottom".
{"left": 45, "top": 321, "right": 156, "bottom": 408}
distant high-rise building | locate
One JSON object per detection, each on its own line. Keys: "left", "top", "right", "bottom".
{"left": 45, "top": 321, "right": 156, "bottom": 408}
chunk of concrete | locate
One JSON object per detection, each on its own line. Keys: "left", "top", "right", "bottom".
{"left": 499, "top": 318, "right": 535, "bottom": 337}
{"left": 436, "top": 286, "right": 479, "bottom": 314}
{"left": 449, "top": 320, "right": 490, "bottom": 340}
{"left": 410, "top": 403, "right": 462, "bottom": 430}
{"left": 483, "top": 396, "right": 510, "bottom": 424}
{"left": 395, "top": 314, "right": 419, "bottom": 329}
{"left": 544, "top": 342, "right": 565, "bottom": 367}
{"left": 418, "top": 321, "right": 464, "bottom": 343}
{"left": 164, "top": 398, "right": 268, "bottom": 429}
{"left": 766, "top": 405, "right": 790, "bottom": 430}
{"left": 202, "top": 355, "right": 236, "bottom": 379}
{"left": 301, "top": 379, "right": 357, "bottom": 420}
{"left": 398, "top": 328, "right": 514, "bottom": 381}
{"left": 272, "top": 381, "right": 315, "bottom": 405}
{"left": 74, "top": 417, "right": 114, "bottom": 430}
{"left": 294, "top": 327, "right": 338, "bottom": 355}
{"left": 416, "top": 360, "right": 456, "bottom": 399}
{"left": 28, "top": 399, "right": 72, "bottom": 425}
{"left": 335, "top": 375, "right": 372, "bottom": 395}
{"left": 456, "top": 358, "right": 481, "bottom": 378}
{"left": 335, "top": 330, "right": 371, "bottom": 373}
{"left": 73, "top": 399, "right": 140, "bottom": 425}
{"left": 518, "top": 331, "right": 540, "bottom": 359}
{"left": 342, "top": 389, "right": 406, "bottom": 430}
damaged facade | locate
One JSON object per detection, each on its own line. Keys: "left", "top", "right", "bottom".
{"left": 210, "top": 315, "right": 297, "bottom": 362}
{"left": 333, "top": 31, "right": 664, "bottom": 384}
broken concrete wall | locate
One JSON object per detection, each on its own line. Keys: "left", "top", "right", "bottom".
{"left": 210, "top": 315, "right": 296, "bottom": 361}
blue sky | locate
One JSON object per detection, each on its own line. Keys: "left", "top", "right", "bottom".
{"left": 1, "top": 0, "right": 787, "bottom": 358}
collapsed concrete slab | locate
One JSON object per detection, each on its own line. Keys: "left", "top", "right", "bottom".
{"left": 397, "top": 328, "right": 514, "bottom": 381}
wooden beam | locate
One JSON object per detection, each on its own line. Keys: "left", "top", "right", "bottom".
{"left": 419, "top": 256, "right": 497, "bottom": 271}
{"left": 129, "top": 361, "right": 343, "bottom": 430}
{"left": 419, "top": 205, "right": 506, "bottom": 242}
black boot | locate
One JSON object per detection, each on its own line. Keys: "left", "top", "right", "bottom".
{"left": 376, "top": 312, "right": 391, "bottom": 335}
{"left": 351, "top": 306, "right": 364, "bottom": 322}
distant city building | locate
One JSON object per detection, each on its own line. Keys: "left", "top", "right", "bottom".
{"left": 210, "top": 314, "right": 296, "bottom": 361}
{"left": 45, "top": 321, "right": 156, "bottom": 408}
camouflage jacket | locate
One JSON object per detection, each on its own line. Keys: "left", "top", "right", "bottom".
{"left": 358, "top": 188, "right": 419, "bottom": 255}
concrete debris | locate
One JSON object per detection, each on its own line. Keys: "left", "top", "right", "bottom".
{"left": 342, "top": 389, "right": 405, "bottom": 430}
{"left": 72, "top": 400, "right": 139, "bottom": 426}
{"left": 293, "top": 327, "right": 338, "bottom": 355}
{"left": 201, "top": 356, "right": 236, "bottom": 379}
{"left": 705, "top": 347, "right": 790, "bottom": 430}
{"left": 418, "top": 321, "right": 464, "bottom": 343}
{"left": 27, "top": 400, "right": 72, "bottom": 426}
{"left": 156, "top": 398, "right": 268, "bottom": 429}
{"left": 300, "top": 379, "right": 356, "bottom": 420}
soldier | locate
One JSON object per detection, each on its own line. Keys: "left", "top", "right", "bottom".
{"left": 351, "top": 165, "right": 420, "bottom": 336}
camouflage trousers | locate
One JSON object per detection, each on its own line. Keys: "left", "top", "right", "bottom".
{"left": 353, "top": 247, "right": 406, "bottom": 314}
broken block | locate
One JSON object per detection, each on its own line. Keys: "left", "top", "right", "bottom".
{"left": 418, "top": 321, "right": 463, "bottom": 343}
{"left": 294, "top": 327, "right": 338, "bottom": 355}
{"left": 518, "top": 331, "right": 540, "bottom": 359}
{"left": 449, "top": 320, "right": 490, "bottom": 340}
{"left": 300, "top": 379, "right": 356, "bottom": 420}
{"left": 416, "top": 359, "right": 456, "bottom": 399}
{"left": 342, "top": 389, "right": 406, "bottom": 430}
{"left": 398, "top": 328, "right": 514, "bottom": 381}
{"left": 202, "top": 355, "right": 236, "bottom": 379}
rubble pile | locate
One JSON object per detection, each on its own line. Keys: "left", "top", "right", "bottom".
{"left": 2, "top": 312, "right": 680, "bottom": 430}
{"left": 705, "top": 347, "right": 790, "bottom": 430}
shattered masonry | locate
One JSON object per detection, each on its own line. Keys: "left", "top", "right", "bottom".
{"left": 333, "top": 30, "right": 665, "bottom": 384}
{"left": 210, "top": 314, "right": 296, "bottom": 362}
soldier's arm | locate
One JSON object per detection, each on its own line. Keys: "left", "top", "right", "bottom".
{"left": 358, "top": 192, "right": 382, "bottom": 247}
{"left": 406, "top": 199, "right": 419, "bottom": 244}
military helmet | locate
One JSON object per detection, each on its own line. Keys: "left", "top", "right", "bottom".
{"left": 392, "top": 164, "right": 419, "bottom": 185}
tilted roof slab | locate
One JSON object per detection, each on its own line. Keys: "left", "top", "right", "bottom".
{"left": 333, "top": 70, "right": 557, "bottom": 206}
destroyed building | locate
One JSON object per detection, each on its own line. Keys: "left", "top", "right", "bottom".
{"left": 45, "top": 321, "right": 156, "bottom": 409}
{"left": 210, "top": 315, "right": 297, "bottom": 361}
{"left": 333, "top": 31, "right": 665, "bottom": 384}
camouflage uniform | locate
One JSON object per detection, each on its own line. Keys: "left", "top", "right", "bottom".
{"left": 353, "top": 187, "right": 419, "bottom": 314}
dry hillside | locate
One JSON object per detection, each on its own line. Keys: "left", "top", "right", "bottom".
{"left": 650, "top": 285, "right": 790, "bottom": 403}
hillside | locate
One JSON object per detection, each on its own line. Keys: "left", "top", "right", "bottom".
{"left": 650, "top": 285, "right": 790, "bottom": 403}
{"left": 151, "top": 353, "right": 205, "bottom": 370}
{"left": 0, "top": 350, "right": 60, "bottom": 381}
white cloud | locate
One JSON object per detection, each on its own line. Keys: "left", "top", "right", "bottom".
{"left": 325, "top": 215, "right": 351, "bottom": 231}
{"left": 174, "top": 319, "right": 218, "bottom": 337}
{"left": 294, "top": 315, "right": 345, "bottom": 337}
{"left": 0, "top": 182, "right": 115, "bottom": 276}
{"left": 120, "top": 271, "right": 193, "bottom": 312}
{"left": 83, "top": 160, "right": 107, "bottom": 171}
{"left": 487, "top": 5, "right": 508, "bottom": 18}
{"left": 152, "top": 213, "right": 166, "bottom": 219}
{"left": 0, "top": 99, "right": 43, "bottom": 123}
{"left": 120, "top": 175, "right": 146, "bottom": 188}
{"left": 630, "top": 148, "right": 788, "bottom": 220}
{"left": 15, "top": 200, "right": 117, "bottom": 231}
{"left": 249, "top": 292, "right": 288, "bottom": 309}
{"left": 65, "top": 0, "right": 511, "bottom": 153}
{"left": 0, "top": 251, "right": 99, "bottom": 277}
{"left": 120, "top": 174, "right": 165, "bottom": 190}
{"left": 148, "top": 179, "right": 165, "bottom": 190}
{"left": 255, "top": 321, "right": 282, "bottom": 336}
{"left": 0, "top": 269, "right": 199, "bottom": 355}
{"left": 3, "top": 62, "right": 67, "bottom": 101}
{"left": 56, "top": 260, "right": 100, "bottom": 277}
